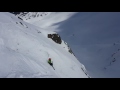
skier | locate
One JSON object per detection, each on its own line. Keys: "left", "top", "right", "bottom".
{"left": 48, "top": 58, "right": 55, "bottom": 70}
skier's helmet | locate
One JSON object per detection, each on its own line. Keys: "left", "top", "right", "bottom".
{"left": 49, "top": 58, "right": 51, "bottom": 60}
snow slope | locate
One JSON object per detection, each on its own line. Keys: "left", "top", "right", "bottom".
{"left": 17, "top": 12, "right": 120, "bottom": 78}
{"left": 0, "top": 12, "right": 88, "bottom": 78}
{"left": 54, "top": 12, "right": 120, "bottom": 78}
{"left": 15, "top": 12, "right": 77, "bottom": 31}
{"left": 15, "top": 12, "right": 51, "bottom": 23}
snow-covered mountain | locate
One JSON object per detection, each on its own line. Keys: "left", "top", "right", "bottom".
{"left": 13, "top": 12, "right": 120, "bottom": 78}
{"left": 14, "top": 12, "right": 51, "bottom": 23}
{"left": 0, "top": 12, "right": 89, "bottom": 78}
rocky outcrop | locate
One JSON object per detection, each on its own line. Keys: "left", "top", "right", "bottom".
{"left": 63, "top": 41, "right": 75, "bottom": 56}
{"left": 48, "top": 34, "right": 62, "bottom": 44}
{"left": 48, "top": 33, "right": 75, "bottom": 56}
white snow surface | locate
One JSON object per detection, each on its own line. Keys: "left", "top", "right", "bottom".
{"left": 0, "top": 12, "right": 88, "bottom": 78}
{"left": 18, "top": 12, "right": 120, "bottom": 78}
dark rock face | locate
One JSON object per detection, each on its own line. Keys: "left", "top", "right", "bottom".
{"left": 18, "top": 17, "right": 23, "bottom": 20}
{"left": 48, "top": 34, "right": 62, "bottom": 44}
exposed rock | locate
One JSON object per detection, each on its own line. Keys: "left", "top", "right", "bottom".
{"left": 18, "top": 17, "right": 23, "bottom": 20}
{"left": 48, "top": 34, "right": 62, "bottom": 44}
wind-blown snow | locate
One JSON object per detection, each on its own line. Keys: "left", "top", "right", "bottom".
{"left": 0, "top": 12, "right": 88, "bottom": 78}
